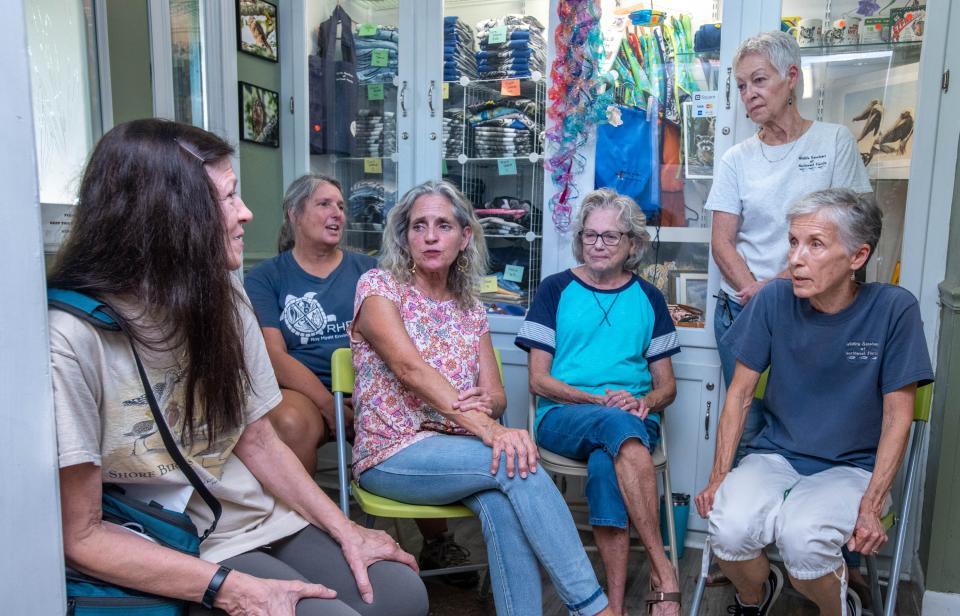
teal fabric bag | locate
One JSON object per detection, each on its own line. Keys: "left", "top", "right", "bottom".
{"left": 50, "top": 290, "right": 221, "bottom": 616}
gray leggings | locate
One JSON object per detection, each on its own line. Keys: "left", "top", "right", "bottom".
{"left": 188, "top": 526, "right": 428, "bottom": 616}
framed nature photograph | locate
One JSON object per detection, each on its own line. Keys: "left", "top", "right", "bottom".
{"left": 681, "top": 101, "right": 716, "bottom": 180}
{"left": 237, "top": 0, "right": 278, "bottom": 62}
{"left": 239, "top": 81, "right": 280, "bottom": 147}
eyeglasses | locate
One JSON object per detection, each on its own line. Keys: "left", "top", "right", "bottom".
{"left": 579, "top": 230, "right": 629, "bottom": 246}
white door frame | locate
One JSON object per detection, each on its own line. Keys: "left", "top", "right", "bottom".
{"left": 0, "top": 3, "right": 66, "bottom": 612}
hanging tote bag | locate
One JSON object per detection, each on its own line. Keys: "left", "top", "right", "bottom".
{"left": 309, "top": 5, "right": 359, "bottom": 155}
{"left": 49, "top": 290, "right": 223, "bottom": 616}
{"left": 595, "top": 102, "right": 661, "bottom": 220}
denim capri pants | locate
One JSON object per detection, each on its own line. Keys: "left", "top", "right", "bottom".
{"left": 536, "top": 404, "right": 661, "bottom": 528}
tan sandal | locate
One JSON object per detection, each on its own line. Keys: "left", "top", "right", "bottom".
{"left": 645, "top": 590, "right": 682, "bottom": 615}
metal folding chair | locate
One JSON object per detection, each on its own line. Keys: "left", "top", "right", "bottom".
{"left": 527, "top": 395, "right": 681, "bottom": 574}
{"left": 688, "top": 383, "right": 933, "bottom": 616}
{"left": 330, "top": 346, "right": 500, "bottom": 582}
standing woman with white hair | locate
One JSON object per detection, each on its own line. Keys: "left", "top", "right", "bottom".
{"left": 706, "top": 31, "right": 872, "bottom": 465}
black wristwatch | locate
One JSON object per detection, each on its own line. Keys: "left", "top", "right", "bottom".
{"left": 201, "top": 565, "right": 232, "bottom": 609}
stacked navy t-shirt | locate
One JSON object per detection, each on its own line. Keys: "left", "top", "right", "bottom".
{"left": 353, "top": 109, "right": 396, "bottom": 157}
{"left": 444, "top": 16, "right": 478, "bottom": 81}
{"left": 475, "top": 15, "right": 546, "bottom": 79}
{"left": 467, "top": 97, "right": 539, "bottom": 158}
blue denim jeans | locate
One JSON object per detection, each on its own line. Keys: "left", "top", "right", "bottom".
{"left": 714, "top": 290, "right": 766, "bottom": 465}
{"left": 536, "top": 404, "right": 660, "bottom": 528}
{"left": 358, "top": 434, "right": 608, "bottom": 616}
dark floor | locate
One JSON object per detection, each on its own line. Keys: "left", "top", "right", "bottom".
{"left": 314, "top": 468, "right": 921, "bottom": 616}
{"left": 376, "top": 515, "right": 922, "bottom": 616}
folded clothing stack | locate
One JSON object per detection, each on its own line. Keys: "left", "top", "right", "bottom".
{"left": 444, "top": 16, "right": 478, "bottom": 81}
{"left": 467, "top": 98, "right": 539, "bottom": 158}
{"left": 475, "top": 15, "right": 546, "bottom": 80}
{"left": 347, "top": 179, "right": 395, "bottom": 227}
{"left": 475, "top": 195, "right": 532, "bottom": 227}
{"left": 353, "top": 110, "right": 396, "bottom": 157}
{"left": 442, "top": 110, "right": 465, "bottom": 158}
{"left": 356, "top": 25, "right": 398, "bottom": 83}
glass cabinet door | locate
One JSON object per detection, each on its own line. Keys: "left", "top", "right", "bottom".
{"left": 778, "top": 0, "right": 926, "bottom": 285}
{"left": 440, "top": 1, "right": 550, "bottom": 316}
{"left": 593, "top": 0, "right": 724, "bottom": 330}
{"left": 305, "top": 0, "right": 403, "bottom": 257}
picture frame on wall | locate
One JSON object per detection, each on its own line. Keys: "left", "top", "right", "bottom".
{"left": 237, "top": 0, "right": 278, "bottom": 62}
{"left": 239, "top": 81, "right": 280, "bottom": 147}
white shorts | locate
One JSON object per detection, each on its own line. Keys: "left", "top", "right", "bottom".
{"left": 708, "top": 453, "right": 874, "bottom": 580}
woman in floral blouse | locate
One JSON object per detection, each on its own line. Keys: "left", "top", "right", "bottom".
{"left": 350, "top": 181, "right": 613, "bottom": 616}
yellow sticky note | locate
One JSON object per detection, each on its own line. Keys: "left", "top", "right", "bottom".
{"left": 442, "top": 82, "right": 450, "bottom": 100}
{"left": 363, "top": 158, "right": 382, "bottom": 174}
{"left": 480, "top": 275, "right": 499, "bottom": 293}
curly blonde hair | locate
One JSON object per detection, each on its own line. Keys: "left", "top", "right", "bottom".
{"left": 378, "top": 181, "right": 488, "bottom": 309}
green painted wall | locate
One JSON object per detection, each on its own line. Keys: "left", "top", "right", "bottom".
{"left": 920, "top": 136, "right": 960, "bottom": 593}
{"left": 106, "top": 0, "right": 152, "bottom": 123}
{"left": 237, "top": 54, "right": 284, "bottom": 266}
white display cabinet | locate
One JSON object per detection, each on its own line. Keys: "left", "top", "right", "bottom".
{"left": 282, "top": 0, "right": 954, "bottom": 553}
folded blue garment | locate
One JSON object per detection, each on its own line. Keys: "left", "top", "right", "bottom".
{"left": 355, "top": 39, "right": 398, "bottom": 53}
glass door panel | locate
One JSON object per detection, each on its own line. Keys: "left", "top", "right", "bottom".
{"left": 597, "top": 0, "right": 722, "bottom": 328}
{"left": 440, "top": 1, "right": 549, "bottom": 315}
{"left": 307, "top": 0, "right": 402, "bottom": 257}
{"left": 171, "top": 0, "right": 206, "bottom": 128}
{"left": 779, "top": 0, "right": 926, "bottom": 285}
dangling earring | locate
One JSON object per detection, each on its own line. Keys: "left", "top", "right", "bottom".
{"left": 787, "top": 95, "right": 794, "bottom": 105}
{"left": 456, "top": 252, "right": 468, "bottom": 273}
{"left": 409, "top": 260, "right": 417, "bottom": 275}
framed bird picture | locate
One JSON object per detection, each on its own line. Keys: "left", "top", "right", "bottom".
{"left": 838, "top": 60, "right": 919, "bottom": 180}
{"left": 237, "top": 0, "right": 278, "bottom": 62}
{"left": 239, "top": 82, "right": 280, "bottom": 147}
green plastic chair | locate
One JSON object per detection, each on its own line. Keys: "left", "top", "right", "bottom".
{"left": 330, "top": 346, "right": 500, "bottom": 580}
{"left": 689, "top": 382, "right": 934, "bottom": 616}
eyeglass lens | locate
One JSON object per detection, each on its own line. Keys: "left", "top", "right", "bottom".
{"left": 581, "top": 231, "right": 623, "bottom": 246}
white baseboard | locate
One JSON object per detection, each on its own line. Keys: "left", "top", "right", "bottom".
{"left": 923, "top": 590, "right": 960, "bottom": 614}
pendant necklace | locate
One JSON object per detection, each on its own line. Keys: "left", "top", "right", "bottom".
{"left": 591, "top": 290, "right": 622, "bottom": 327}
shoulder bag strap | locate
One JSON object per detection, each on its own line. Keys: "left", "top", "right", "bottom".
{"left": 99, "top": 304, "right": 223, "bottom": 541}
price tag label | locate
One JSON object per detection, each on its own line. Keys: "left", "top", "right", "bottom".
{"left": 442, "top": 82, "right": 450, "bottom": 100}
{"left": 371, "top": 48, "right": 389, "bottom": 67}
{"left": 497, "top": 158, "right": 517, "bottom": 175}
{"left": 500, "top": 79, "right": 521, "bottom": 96}
{"left": 487, "top": 26, "right": 508, "bottom": 44}
{"left": 480, "top": 275, "right": 499, "bottom": 293}
{"left": 503, "top": 264, "right": 525, "bottom": 282}
{"left": 363, "top": 157, "right": 383, "bottom": 174}
{"left": 441, "top": 159, "right": 448, "bottom": 174}
{"left": 358, "top": 23, "right": 378, "bottom": 37}
{"left": 367, "top": 83, "right": 384, "bottom": 101}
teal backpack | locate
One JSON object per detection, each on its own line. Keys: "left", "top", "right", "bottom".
{"left": 49, "top": 289, "right": 221, "bottom": 616}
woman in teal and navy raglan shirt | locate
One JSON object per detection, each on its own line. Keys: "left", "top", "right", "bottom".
{"left": 516, "top": 188, "right": 681, "bottom": 615}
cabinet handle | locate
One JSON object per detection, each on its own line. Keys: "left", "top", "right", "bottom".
{"left": 725, "top": 68, "right": 732, "bottom": 109}
{"left": 400, "top": 80, "right": 408, "bottom": 117}
{"left": 427, "top": 80, "right": 436, "bottom": 117}
{"left": 704, "top": 400, "right": 712, "bottom": 440}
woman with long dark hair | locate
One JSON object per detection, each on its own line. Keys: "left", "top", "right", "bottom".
{"left": 49, "top": 119, "right": 426, "bottom": 616}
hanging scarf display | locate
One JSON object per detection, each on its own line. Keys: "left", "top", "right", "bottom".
{"left": 545, "top": 0, "right": 613, "bottom": 232}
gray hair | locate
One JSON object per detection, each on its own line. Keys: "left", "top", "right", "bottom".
{"left": 733, "top": 30, "right": 803, "bottom": 100}
{"left": 572, "top": 188, "right": 650, "bottom": 273}
{"left": 277, "top": 174, "right": 342, "bottom": 252}
{"left": 787, "top": 188, "right": 882, "bottom": 261}
{"left": 379, "top": 180, "right": 488, "bottom": 310}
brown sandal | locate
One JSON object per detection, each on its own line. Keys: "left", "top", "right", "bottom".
{"left": 645, "top": 590, "right": 682, "bottom": 615}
